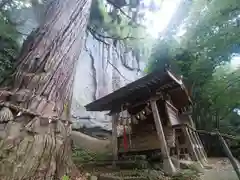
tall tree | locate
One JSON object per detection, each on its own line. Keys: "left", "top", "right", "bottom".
{"left": 146, "top": 0, "right": 240, "bottom": 114}
{"left": 0, "top": 0, "right": 92, "bottom": 179}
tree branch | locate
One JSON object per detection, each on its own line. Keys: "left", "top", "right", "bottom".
{"left": 185, "top": 123, "right": 240, "bottom": 141}
{"left": 106, "top": 0, "right": 145, "bottom": 28}
{"left": 88, "top": 26, "right": 143, "bottom": 41}
{"left": 113, "top": 47, "right": 140, "bottom": 72}
{"left": 85, "top": 29, "right": 131, "bottom": 83}
{"left": 107, "top": 0, "right": 131, "bottom": 19}
{"left": 87, "top": 27, "right": 109, "bottom": 45}
{"left": 106, "top": 59, "right": 131, "bottom": 82}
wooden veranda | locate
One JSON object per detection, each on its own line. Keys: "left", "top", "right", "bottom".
{"left": 85, "top": 69, "right": 207, "bottom": 174}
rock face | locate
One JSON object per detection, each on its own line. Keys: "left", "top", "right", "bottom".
{"left": 72, "top": 33, "right": 144, "bottom": 130}
{"left": 13, "top": 7, "right": 144, "bottom": 131}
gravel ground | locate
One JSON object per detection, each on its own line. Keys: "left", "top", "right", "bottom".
{"left": 201, "top": 158, "right": 239, "bottom": 180}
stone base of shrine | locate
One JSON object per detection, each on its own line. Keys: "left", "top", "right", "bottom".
{"left": 163, "top": 158, "right": 177, "bottom": 175}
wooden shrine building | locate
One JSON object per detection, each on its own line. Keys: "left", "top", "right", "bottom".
{"left": 85, "top": 69, "right": 207, "bottom": 174}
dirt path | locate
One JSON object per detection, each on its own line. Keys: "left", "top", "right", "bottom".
{"left": 201, "top": 158, "right": 239, "bottom": 180}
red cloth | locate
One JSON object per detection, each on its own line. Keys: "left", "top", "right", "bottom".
{"left": 123, "top": 125, "right": 128, "bottom": 151}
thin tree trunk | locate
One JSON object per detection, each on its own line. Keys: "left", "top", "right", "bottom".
{"left": 217, "top": 131, "right": 240, "bottom": 180}
{"left": 0, "top": 0, "right": 92, "bottom": 179}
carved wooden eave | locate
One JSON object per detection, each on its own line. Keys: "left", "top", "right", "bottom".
{"left": 167, "top": 70, "right": 183, "bottom": 86}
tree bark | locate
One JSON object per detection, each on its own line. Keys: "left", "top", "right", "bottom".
{"left": 0, "top": 0, "right": 92, "bottom": 179}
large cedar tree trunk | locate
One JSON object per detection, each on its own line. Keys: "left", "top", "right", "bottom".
{"left": 0, "top": 0, "right": 92, "bottom": 179}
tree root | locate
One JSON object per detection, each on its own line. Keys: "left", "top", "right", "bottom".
{"left": 0, "top": 126, "right": 73, "bottom": 179}
{"left": 0, "top": 103, "right": 85, "bottom": 180}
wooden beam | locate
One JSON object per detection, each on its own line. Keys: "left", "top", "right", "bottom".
{"left": 188, "top": 115, "right": 195, "bottom": 129}
{"left": 217, "top": 131, "right": 240, "bottom": 180}
{"left": 171, "top": 123, "right": 206, "bottom": 166}
{"left": 112, "top": 113, "right": 119, "bottom": 167}
{"left": 188, "top": 129, "right": 206, "bottom": 166}
{"left": 150, "top": 98, "right": 176, "bottom": 175}
{"left": 194, "top": 130, "right": 208, "bottom": 158}
{"left": 183, "top": 126, "right": 203, "bottom": 167}
{"left": 192, "top": 131, "right": 208, "bottom": 163}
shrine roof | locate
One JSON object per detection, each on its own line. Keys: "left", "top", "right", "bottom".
{"left": 85, "top": 69, "right": 191, "bottom": 113}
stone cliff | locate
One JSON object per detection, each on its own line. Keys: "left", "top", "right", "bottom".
{"left": 72, "top": 32, "right": 144, "bottom": 130}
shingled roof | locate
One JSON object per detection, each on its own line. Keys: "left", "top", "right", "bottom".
{"left": 85, "top": 69, "right": 191, "bottom": 114}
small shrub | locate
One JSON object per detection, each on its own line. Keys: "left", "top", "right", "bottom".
{"left": 62, "top": 175, "right": 70, "bottom": 180}
{"left": 72, "top": 148, "right": 110, "bottom": 163}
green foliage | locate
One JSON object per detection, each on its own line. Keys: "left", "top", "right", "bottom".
{"left": 0, "top": 12, "right": 20, "bottom": 84}
{"left": 200, "top": 66, "right": 240, "bottom": 130}
{"left": 146, "top": 0, "right": 240, "bottom": 134}
{"left": 89, "top": 0, "right": 107, "bottom": 27}
{"left": 89, "top": 0, "right": 154, "bottom": 61}
{"left": 0, "top": 0, "right": 31, "bottom": 85}
{"left": 177, "top": 0, "right": 240, "bottom": 85}
{"left": 89, "top": 0, "right": 140, "bottom": 39}
{"left": 144, "top": 37, "right": 181, "bottom": 73}
{"left": 62, "top": 175, "right": 70, "bottom": 180}
{"left": 72, "top": 148, "right": 110, "bottom": 163}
